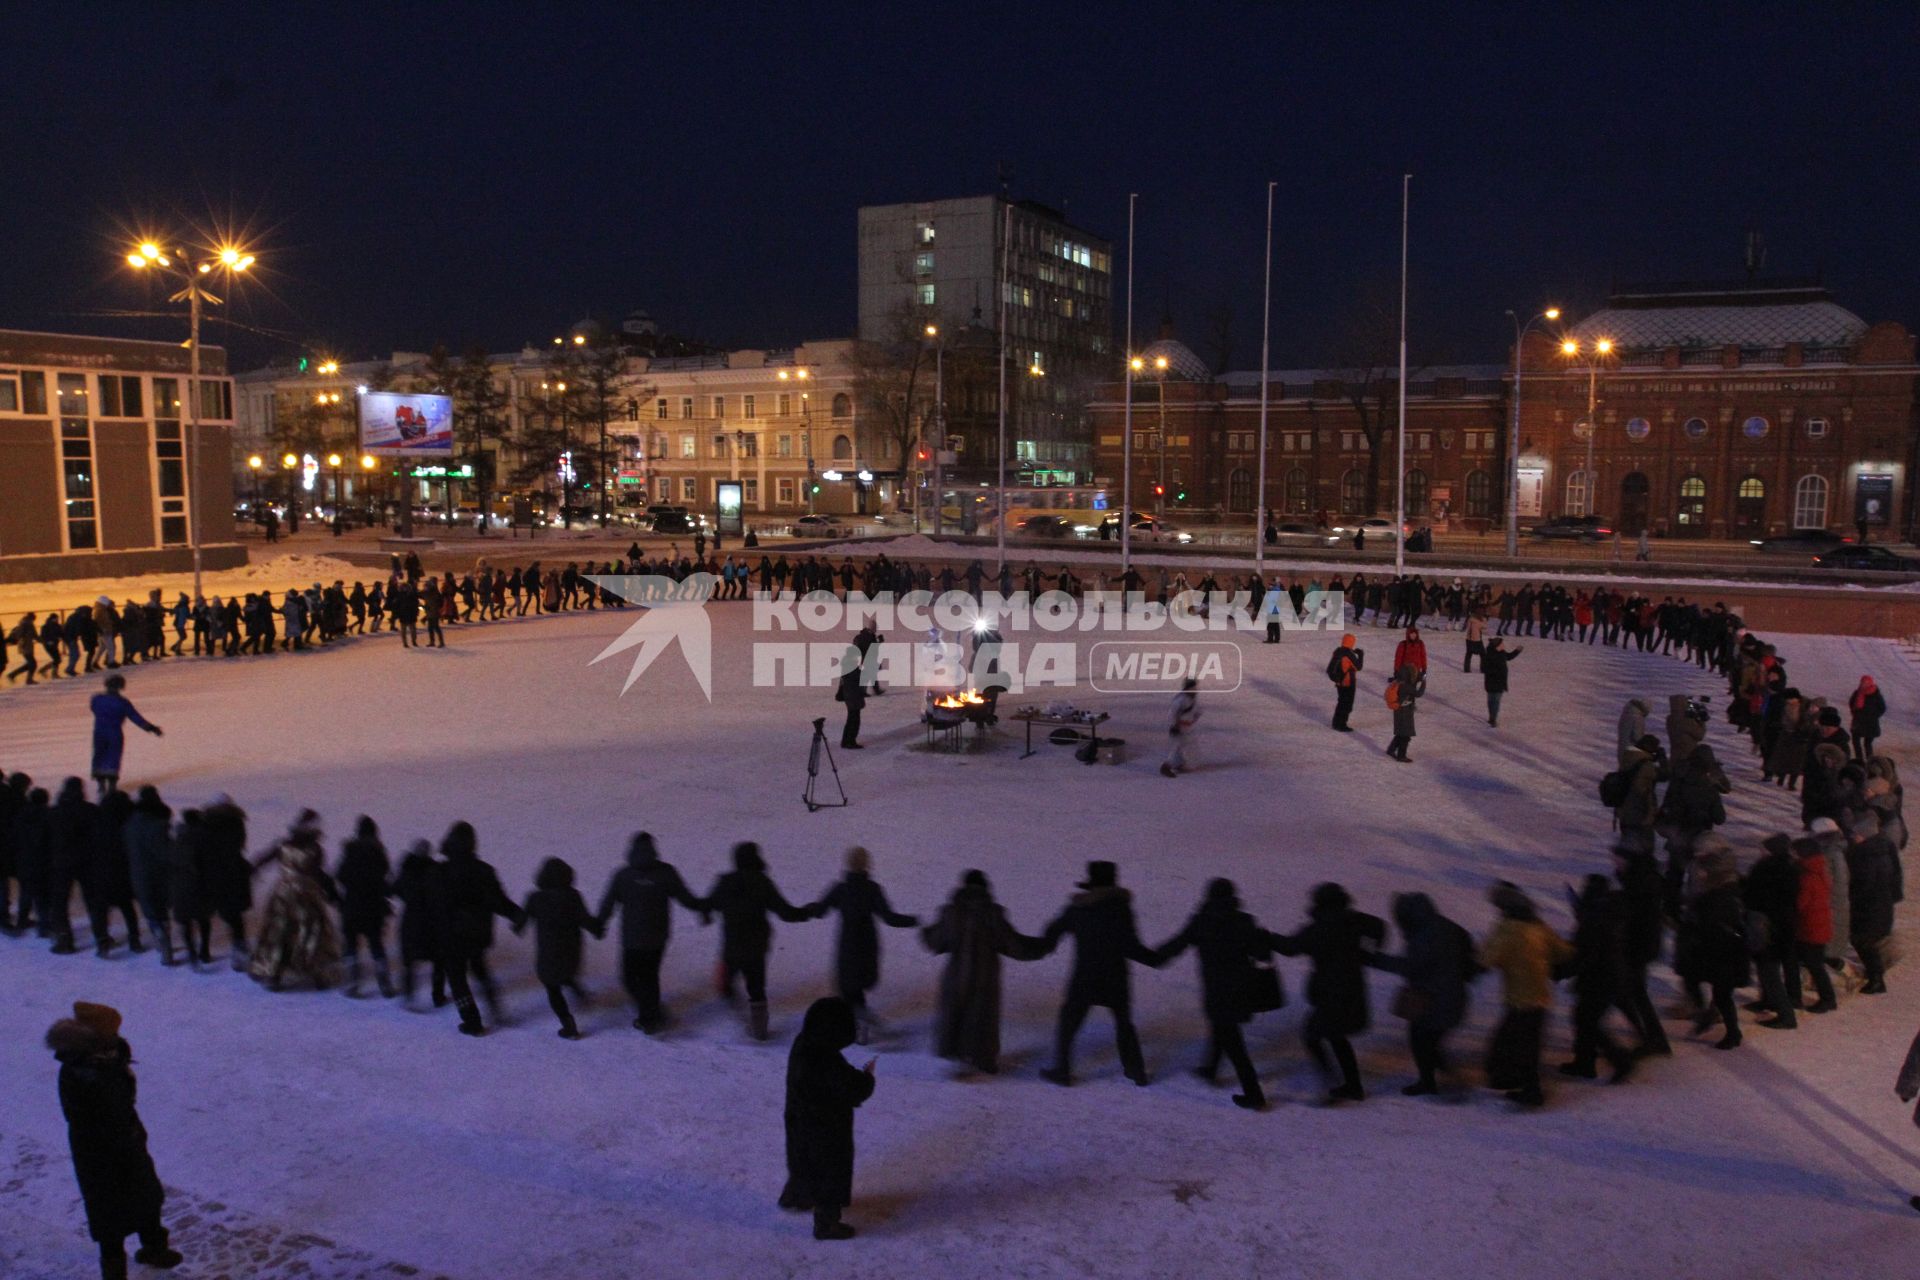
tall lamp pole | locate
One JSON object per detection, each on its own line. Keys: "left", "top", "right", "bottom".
{"left": 1120, "top": 192, "right": 1137, "bottom": 575}
{"left": 1561, "top": 336, "right": 1614, "bottom": 517}
{"left": 1503, "top": 306, "right": 1561, "bottom": 556}
{"left": 995, "top": 200, "right": 1011, "bottom": 573}
{"left": 125, "top": 238, "right": 255, "bottom": 601}
{"left": 1255, "top": 179, "right": 1275, "bottom": 574}
{"left": 1393, "top": 174, "right": 1410, "bottom": 578}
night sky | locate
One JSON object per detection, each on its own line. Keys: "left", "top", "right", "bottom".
{"left": 6, "top": 3, "right": 1917, "bottom": 373}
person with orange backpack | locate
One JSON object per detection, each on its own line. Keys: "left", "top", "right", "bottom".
{"left": 1385, "top": 664, "right": 1425, "bottom": 762}
{"left": 1328, "top": 634, "right": 1365, "bottom": 732}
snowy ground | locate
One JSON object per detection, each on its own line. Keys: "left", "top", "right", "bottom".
{"left": 2, "top": 598, "right": 1918, "bottom": 1279}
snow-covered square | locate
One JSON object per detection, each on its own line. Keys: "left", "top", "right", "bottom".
{"left": 3, "top": 586, "right": 1918, "bottom": 1279}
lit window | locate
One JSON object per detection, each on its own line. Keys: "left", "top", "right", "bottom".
{"left": 918, "top": 284, "right": 937, "bottom": 306}
{"left": 680, "top": 434, "right": 696, "bottom": 458}
{"left": 914, "top": 251, "right": 934, "bottom": 275}
{"left": 915, "top": 221, "right": 935, "bottom": 245}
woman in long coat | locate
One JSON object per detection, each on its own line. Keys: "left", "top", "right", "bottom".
{"left": 1153, "top": 878, "right": 1281, "bottom": 1110}
{"left": 1681, "top": 840, "right": 1750, "bottom": 1049}
{"left": 515, "top": 856, "right": 603, "bottom": 1038}
{"left": 248, "top": 815, "right": 341, "bottom": 990}
{"left": 779, "top": 996, "right": 875, "bottom": 1241}
{"left": 46, "top": 1002, "right": 180, "bottom": 1278}
{"left": 1385, "top": 664, "right": 1424, "bottom": 763}
{"left": 810, "top": 846, "right": 918, "bottom": 1042}
{"left": 1366, "top": 891, "right": 1478, "bottom": 1096}
{"left": 920, "top": 869, "right": 1047, "bottom": 1075}
{"left": 167, "top": 809, "right": 208, "bottom": 968}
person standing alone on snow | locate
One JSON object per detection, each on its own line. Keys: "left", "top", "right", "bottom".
{"left": 1481, "top": 637, "right": 1521, "bottom": 727}
{"left": 88, "top": 675, "right": 161, "bottom": 797}
{"left": 47, "top": 1002, "right": 182, "bottom": 1279}
{"left": 1384, "top": 664, "right": 1424, "bottom": 762}
{"left": 1162, "top": 678, "right": 1200, "bottom": 777}
{"left": 779, "top": 996, "right": 875, "bottom": 1240}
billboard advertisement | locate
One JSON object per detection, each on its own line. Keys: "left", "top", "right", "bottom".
{"left": 359, "top": 391, "right": 453, "bottom": 455}
{"left": 716, "top": 480, "right": 744, "bottom": 535}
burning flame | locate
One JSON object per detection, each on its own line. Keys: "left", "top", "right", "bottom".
{"left": 933, "top": 689, "right": 987, "bottom": 709}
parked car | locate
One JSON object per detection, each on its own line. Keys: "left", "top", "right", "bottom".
{"left": 1096, "top": 513, "right": 1193, "bottom": 544}
{"left": 792, "top": 513, "right": 840, "bottom": 531}
{"left": 1331, "top": 516, "right": 1408, "bottom": 544}
{"left": 1528, "top": 515, "right": 1613, "bottom": 541}
{"left": 651, "top": 507, "right": 698, "bottom": 534}
{"left": 1267, "top": 521, "right": 1342, "bottom": 548}
{"left": 1811, "top": 544, "right": 1920, "bottom": 572}
{"left": 1751, "top": 528, "right": 1851, "bottom": 554}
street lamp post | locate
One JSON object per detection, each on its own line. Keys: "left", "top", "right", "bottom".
{"left": 1503, "top": 307, "right": 1561, "bottom": 556}
{"left": 1121, "top": 193, "right": 1137, "bottom": 576}
{"left": 1561, "top": 336, "right": 1614, "bottom": 518}
{"left": 923, "top": 323, "right": 943, "bottom": 536}
{"left": 125, "top": 238, "right": 255, "bottom": 601}
{"left": 1152, "top": 355, "right": 1169, "bottom": 522}
{"left": 1255, "top": 179, "right": 1276, "bottom": 574}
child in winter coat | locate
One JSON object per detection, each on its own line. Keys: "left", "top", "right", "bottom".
{"left": 516, "top": 857, "right": 604, "bottom": 1039}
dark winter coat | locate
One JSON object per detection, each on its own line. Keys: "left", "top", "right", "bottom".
{"left": 704, "top": 864, "right": 809, "bottom": 968}
{"left": 1849, "top": 688, "right": 1887, "bottom": 741}
{"left": 1615, "top": 850, "right": 1665, "bottom": 967}
{"left": 519, "top": 882, "right": 602, "bottom": 987}
{"left": 1272, "top": 902, "right": 1388, "bottom": 1035}
{"left": 438, "top": 834, "right": 523, "bottom": 957}
{"left": 596, "top": 843, "right": 702, "bottom": 952}
{"left": 48, "top": 783, "right": 95, "bottom": 896}
{"left": 815, "top": 871, "right": 917, "bottom": 998}
{"left": 1568, "top": 882, "right": 1630, "bottom": 1002}
{"left": 1041, "top": 885, "right": 1157, "bottom": 1009}
{"left": 336, "top": 833, "right": 393, "bottom": 936}
{"left": 921, "top": 882, "right": 1047, "bottom": 1071}
{"left": 85, "top": 791, "right": 135, "bottom": 909}
{"left": 199, "top": 800, "right": 252, "bottom": 916}
{"left": 1481, "top": 645, "right": 1519, "bottom": 694}
{"left": 1666, "top": 694, "right": 1707, "bottom": 764}
{"left": 1684, "top": 884, "right": 1751, "bottom": 989}
{"left": 122, "top": 799, "right": 171, "bottom": 922}
{"left": 1154, "top": 900, "right": 1281, "bottom": 1024}
{"left": 392, "top": 850, "right": 445, "bottom": 964}
{"left": 1742, "top": 844, "right": 1801, "bottom": 963}
{"left": 1848, "top": 835, "right": 1900, "bottom": 940}
{"left": 783, "top": 999, "right": 874, "bottom": 1212}
{"left": 46, "top": 1020, "right": 164, "bottom": 1242}
{"left": 1366, "top": 893, "right": 1475, "bottom": 1031}
{"left": 1615, "top": 747, "right": 1665, "bottom": 830}
{"left": 166, "top": 815, "right": 205, "bottom": 923}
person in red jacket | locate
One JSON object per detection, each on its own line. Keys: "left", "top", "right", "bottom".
{"left": 1792, "top": 836, "right": 1838, "bottom": 1013}
{"left": 1392, "top": 626, "right": 1427, "bottom": 676}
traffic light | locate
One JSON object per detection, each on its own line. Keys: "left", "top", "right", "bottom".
{"left": 810, "top": 483, "right": 822, "bottom": 495}
{"left": 1152, "top": 483, "right": 1165, "bottom": 498}
{"left": 1175, "top": 488, "right": 1188, "bottom": 503}
{"left": 916, "top": 447, "right": 930, "bottom": 463}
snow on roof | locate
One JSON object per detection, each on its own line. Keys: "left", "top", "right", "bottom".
{"left": 1216, "top": 363, "right": 1507, "bottom": 389}
{"left": 1570, "top": 300, "right": 1867, "bottom": 350}
{"left": 1138, "top": 337, "right": 1211, "bottom": 381}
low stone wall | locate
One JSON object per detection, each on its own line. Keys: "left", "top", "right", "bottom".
{"left": 0, "top": 543, "right": 249, "bottom": 585}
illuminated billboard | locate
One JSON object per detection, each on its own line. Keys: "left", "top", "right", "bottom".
{"left": 358, "top": 391, "right": 453, "bottom": 455}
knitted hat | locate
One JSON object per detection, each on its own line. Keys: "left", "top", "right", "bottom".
{"left": 71, "top": 1002, "right": 121, "bottom": 1038}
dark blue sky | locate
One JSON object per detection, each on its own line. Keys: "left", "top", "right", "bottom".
{"left": 6, "top": 2, "right": 1917, "bottom": 371}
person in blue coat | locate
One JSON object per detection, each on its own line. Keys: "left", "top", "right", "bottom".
{"left": 88, "top": 676, "right": 161, "bottom": 797}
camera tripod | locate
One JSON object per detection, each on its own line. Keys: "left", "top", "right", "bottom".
{"left": 803, "top": 716, "right": 849, "bottom": 812}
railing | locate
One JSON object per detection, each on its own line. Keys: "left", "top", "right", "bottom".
{"left": 1680, "top": 349, "right": 1723, "bottom": 366}
{"left": 1742, "top": 347, "right": 1786, "bottom": 364}
{"left": 1803, "top": 346, "right": 1850, "bottom": 364}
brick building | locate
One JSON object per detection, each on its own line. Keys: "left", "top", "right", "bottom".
{"left": 0, "top": 330, "right": 239, "bottom": 580}
{"left": 1089, "top": 337, "right": 1511, "bottom": 526}
{"left": 1518, "top": 281, "right": 1916, "bottom": 538}
{"left": 1090, "top": 283, "right": 1918, "bottom": 539}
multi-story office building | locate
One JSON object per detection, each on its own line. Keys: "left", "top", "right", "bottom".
{"left": 858, "top": 195, "right": 1113, "bottom": 480}
{"left": 0, "top": 330, "right": 239, "bottom": 580}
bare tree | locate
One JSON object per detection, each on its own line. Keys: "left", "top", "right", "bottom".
{"left": 1330, "top": 290, "right": 1424, "bottom": 516}
{"left": 845, "top": 300, "right": 939, "bottom": 506}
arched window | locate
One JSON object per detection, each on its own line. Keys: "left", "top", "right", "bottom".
{"left": 1565, "top": 469, "right": 1592, "bottom": 517}
{"left": 1227, "top": 468, "right": 1253, "bottom": 513}
{"left": 831, "top": 392, "right": 852, "bottom": 419}
{"left": 1284, "top": 466, "right": 1309, "bottom": 514}
{"left": 1404, "top": 468, "right": 1428, "bottom": 513}
{"left": 1339, "top": 468, "right": 1367, "bottom": 515}
{"left": 1734, "top": 476, "right": 1766, "bottom": 535}
{"left": 831, "top": 434, "right": 853, "bottom": 461}
{"left": 1465, "top": 469, "right": 1493, "bottom": 518}
{"left": 1675, "top": 474, "right": 1708, "bottom": 534}
{"left": 1793, "top": 474, "right": 1830, "bottom": 529}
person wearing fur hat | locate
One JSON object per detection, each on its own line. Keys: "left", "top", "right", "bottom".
{"left": 46, "top": 1002, "right": 182, "bottom": 1278}
{"left": 248, "top": 812, "right": 341, "bottom": 991}
{"left": 1680, "top": 837, "right": 1749, "bottom": 1049}
{"left": 1481, "top": 881, "right": 1574, "bottom": 1106}
{"left": 1848, "top": 676, "right": 1886, "bottom": 762}
{"left": 1038, "top": 861, "right": 1160, "bottom": 1088}
{"left": 779, "top": 996, "right": 875, "bottom": 1240}
{"left": 1273, "top": 882, "right": 1387, "bottom": 1103}
{"left": 810, "top": 847, "right": 918, "bottom": 1045}
{"left": 515, "top": 856, "right": 603, "bottom": 1039}
{"left": 702, "top": 841, "right": 813, "bottom": 1041}
{"left": 1154, "top": 878, "right": 1286, "bottom": 1110}
{"left": 920, "top": 870, "right": 1049, "bottom": 1077}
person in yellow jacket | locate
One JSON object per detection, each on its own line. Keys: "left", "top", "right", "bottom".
{"left": 1480, "top": 881, "right": 1574, "bottom": 1107}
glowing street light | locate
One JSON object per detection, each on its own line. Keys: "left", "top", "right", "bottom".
{"left": 1560, "top": 331, "right": 1618, "bottom": 518}
{"left": 123, "top": 232, "right": 257, "bottom": 599}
